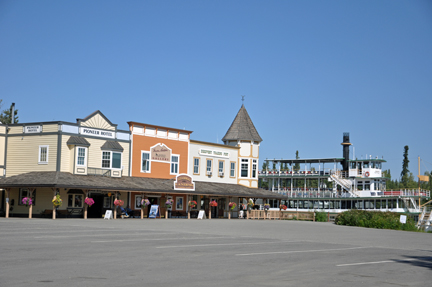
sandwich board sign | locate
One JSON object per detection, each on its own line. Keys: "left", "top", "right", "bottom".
{"left": 104, "top": 210, "right": 113, "bottom": 220}
{"left": 149, "top": 205, "right": 160, "bottom": 219}
{"left": 197, "top": 210, "right": 206, "bottom": 219}
{"left": 400, "top": 215, "right": 407, "bottom": 224}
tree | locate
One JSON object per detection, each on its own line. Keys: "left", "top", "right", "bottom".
{"left": 400, "top": 145, "right": 410, "bottom": 187}
{"left": 0, "top": 101, "right": 19, "bottom": 124}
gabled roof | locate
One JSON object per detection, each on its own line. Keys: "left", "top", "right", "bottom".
{"left": 222, "top": 105, "right": 262, "bottom": 143}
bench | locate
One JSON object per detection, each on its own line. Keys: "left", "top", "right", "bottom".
{"left": 40, "top": 209, "right": 53, "bottom": 218}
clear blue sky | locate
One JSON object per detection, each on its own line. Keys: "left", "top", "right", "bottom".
{"left": 1, "top": 0, "right": 431, "bottom": 180}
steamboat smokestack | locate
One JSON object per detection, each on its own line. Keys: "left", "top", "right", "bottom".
{"left": 341, "top": 132, "right": 351, "bottom": 171}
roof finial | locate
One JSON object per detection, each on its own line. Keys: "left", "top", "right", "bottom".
{"left": 241, "top": 95, "right": 245, "bottom": 105}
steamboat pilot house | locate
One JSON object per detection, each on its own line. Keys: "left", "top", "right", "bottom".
{"left": 259, "top": 133, "right": 430, "bottom": 214}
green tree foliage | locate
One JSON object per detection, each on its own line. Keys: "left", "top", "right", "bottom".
{"left": 294, "top": 150, "right": 300, "bottom": 171}
{"left": 400, "top": 145, "right": 410, "bottom": 187}
{"left": 0, "top": 101, "right": 19, "bottom": 124}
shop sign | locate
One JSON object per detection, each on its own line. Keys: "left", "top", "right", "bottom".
{"left": 80, "top": 127, "right": 115, "bottom": 139}
{"left": 24, "top": 125, "right": 42, "bottom": 133}
{"left": 199, "top": 148, "right": 229, "bottom": 158}
{"left": 174, "top": 174, "right": 195, "bottom": 191}
{"left": 151, "top": 143, "right": 171, "bottom": 162}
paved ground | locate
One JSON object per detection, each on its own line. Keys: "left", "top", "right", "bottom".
{"left": 0, "top": 217, "right": 430, "bottom": 287}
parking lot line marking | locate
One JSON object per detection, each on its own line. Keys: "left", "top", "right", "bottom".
{"left": 92, "top": 236, "right": 230, "bottom": 243}
{"left": 156, "top": 241, "right": 301, "bottom": 249}
{"left": 336, "top": 258, "right": 431, "bottom": 267}
{"left": 236, "top": 246, "right": 365, "bottom": 256}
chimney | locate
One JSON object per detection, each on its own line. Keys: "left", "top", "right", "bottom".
{"left": 341, "top": 133, "right": 351, "bottom": 171}
{"left": 11, "top": 103, "right": 15, "bottom": 124}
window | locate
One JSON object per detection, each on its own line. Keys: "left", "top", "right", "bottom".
{"left": 38, "top": 145, "right": 48, "bottom": 164}
{"left": 252, "top": 159, "right": 257, "bottom": 178}
{"left": 102, "top": 151, "right": 122, "bottom": 169}
{"left": 193, "top": 158, "right": 200, "bottom": 174}
{"left": 77, "top": 147, "right": 87, "bottom": 166}
{"left": 171, "top": 155, "right": 179, "bottom": 174}
{"left": 230, "top": 162, "right": 236, "bottom": 177}
{"left": 19, "top": 188, "right": 36, "bottom": 206}
{"left": 68, "top": 194, "right": 83, "bottom": 208}
{"left": 141, "top": 151, "right": 150, "bottom": 172}
{"left": 206, "top": 159, "right": 212, "bottom": 175}
{"left": 218, "top": 161, "right": 224, "bottom": 176}
{"left": 241, "top": 159, "right": 249, "bottom": 177}
{"left": 176, "top": 197, "right": 183, "bottom": 210}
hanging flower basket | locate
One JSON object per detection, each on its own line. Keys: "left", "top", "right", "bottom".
{"left": 188, "top": 200, "right": 197, "bottom": 208}
{"left": 52, "top": 195, "right": 62, "bottom": 207}
{"left": 263, "top": 203, "right": 270, "bottom": 211}
{"left": 229, "top": 202, "right": 236, "bottom": 210}
{"left": 141, "top": 199, "right": 150, "bottom": 208}
{"left": 247, "top": 199, "right": 254, "bottom": 210}
{"left": 114, "top": 199, "right": 124, "bottom": 207}
{"left": 165, "top": 199, "right": 173, "bottom": 208}
{"left": 85, "top": 197, "right": 95, "bottom": 207}
{"left": 209, "top": 200, "right": 218, "bottom": 207}
{"left": 280, "top": 204, "right": 287, "bottom": 210}
{"left": 22, "top": 197, "right": 32, "bottom": 207}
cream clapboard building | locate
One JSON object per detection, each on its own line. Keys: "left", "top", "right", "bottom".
{"left": 222, "top": 104, "right": 262, "bottom": 188}
{"left": 1, "top": 111, "right": 131, "bottom": 218}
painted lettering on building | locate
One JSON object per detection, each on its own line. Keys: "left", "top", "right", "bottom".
{"left": 151, "top": 144, "right": 171, "bottom": 162}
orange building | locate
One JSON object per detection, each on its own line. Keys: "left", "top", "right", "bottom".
{"left": 128, "top": 121, "right": 193, "bottom": 214}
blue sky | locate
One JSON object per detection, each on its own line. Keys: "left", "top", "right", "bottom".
{"left": 1, "top": 0, "right": 431, "bottom": 180}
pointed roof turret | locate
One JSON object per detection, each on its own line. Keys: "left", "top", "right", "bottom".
{"left": 222, "top": 105, "right": 262, "bottom": 143}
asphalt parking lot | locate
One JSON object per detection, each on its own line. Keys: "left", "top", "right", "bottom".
{"left": 0, "top": 217, "right": 430, "bottom": 287}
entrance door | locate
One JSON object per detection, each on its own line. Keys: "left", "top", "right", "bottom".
{"left": 88, "top": 194, "right": 104, "bottom": 218}
{"left": 218, "top": 198, "right": 226, "bottom": 218}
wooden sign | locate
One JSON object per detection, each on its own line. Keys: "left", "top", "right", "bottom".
{"left": 104, "top": 210, "right": 113, "bottom": 220}
{"left": 197, "top": 210, "right": 206, "bottom": 219}
{"left": 151, "top": 144, "right": 171, "bottom": 162}
{"left": 174, "top": 174, "right": 195, "bottom": 191}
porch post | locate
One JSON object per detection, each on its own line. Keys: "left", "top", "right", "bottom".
{"left": 228, "top": 197, "right": 231, "bottom": 219}
{"left": 84, "top": 190, "right": 89, "bottom": 219}
{"left": 5, "top": 188, "right": 10, "bottom": 219}
{"left": 113, "top": 193, "right": 117, "bottom": 219}
{"left": 141, "top": 193, "right": 144, "bottom": 219}
{"left": 187, "top": 195, "right": 190, "bottom": 219}
{"left": 28, "top": 188, "right": 35, "bottom": 219}
{"left": 52, "top": 188, "right": 57, "bottom": 220}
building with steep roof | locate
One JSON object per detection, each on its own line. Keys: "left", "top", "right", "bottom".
{"left": 222, "top": 104, "right": 262, "bottom": 188}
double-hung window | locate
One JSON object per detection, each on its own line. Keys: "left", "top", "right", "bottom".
{"left": 193, "top": 158, "right": 200, "bottom": 174}
{"left": 38, "top": 145, "right": 48, "bottom": 164}
{"left": 171, "top": 155, "right": 179, "bottom": 174}
{"left": 219, "top": 161, "right": 224, "bottom": 176}
{"left": 252, "top": 159, "right": 257, "bottom": 178}
{"left": 141, "top": 151, "right": 150, "bottom": 172}
{"left": 230, "top": 162, "right": 236, "bottom": 177}
{"left": 68, "top": 194, "right": 83, "bottom": 208}
{"left": 77, "top": 147, "right": 87, "bottom": 166}
{"left": 102, "top": 151, "right": 122, "bottom": 169}
{"left": 206, "top": 159, "right": 212, "bottom": 175}
{"left": 241, "top": 159, "right": 249, "bottom": 178}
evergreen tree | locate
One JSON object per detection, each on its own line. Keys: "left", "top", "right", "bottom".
{"left": 294, "top": 150, "right": 300, "bottom": 171}
{"left": 0, "top": 101, "right": 19, "bottom": 124}
{"left": 400, "top": 146, "right": 410, "bottom": 187}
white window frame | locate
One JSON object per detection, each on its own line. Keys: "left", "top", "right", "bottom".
{"left": 193, "top": 158, "right": 200, "bottom": 175}
{"left": 240, "top": 158, "right": 249, "bottom": 178}
{"left": 230, "top": 162, "right": 236, "bottom": 178}
{"left": 170, "top": 154, "right": 179, "bottom": 175}
{"left": 252, "top": 159, "right": 257, "bottom": 178}
{"left": 76, "top": 147, "right": 87, "bottom": 167}
{"left": 102, "top": 151, "right": 123, "bottom": 170}
{"left": 38, "top": 145, "right": 49, "bottom": 164}
{"left": 141, "top": 151, "right": 151, "bottom": 173}
{"left": 218, "top": 160, "right": 224, "bottom": 176}
{"left": 206, "top": 159, "right": 212, "bottom": 175}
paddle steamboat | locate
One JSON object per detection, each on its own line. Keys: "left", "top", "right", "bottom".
{"left": 259, "top": 133, "right": 430, "bottom": 218}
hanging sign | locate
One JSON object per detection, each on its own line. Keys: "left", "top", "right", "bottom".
{"left": 174, "top": 174, "right": 195, "bottom": 191}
